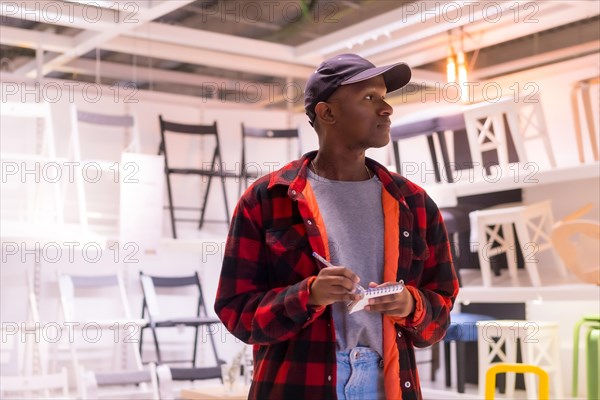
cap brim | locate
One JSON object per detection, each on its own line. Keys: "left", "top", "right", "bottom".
{"left": 341, "top": 62, "right": 411, "bottom": 93}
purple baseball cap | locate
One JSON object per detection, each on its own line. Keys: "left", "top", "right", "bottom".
{"left": 304, "top": 53, "right": 411, "bottom": 124}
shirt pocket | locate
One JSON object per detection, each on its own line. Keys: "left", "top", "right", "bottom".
{"left": 399, "top": 232, "right": 430, "bottom": 283}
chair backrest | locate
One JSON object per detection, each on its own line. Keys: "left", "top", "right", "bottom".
{"left": 551, "top": 219, "right": 599, "bottom": 285}
{"left": 158, "top": 116, "right": 222, "bottom": 170}
{"left": 140, "top": 272, "right": 207, "bottom": 321}
{"left": 57, "top": 272, "right": 145, "bottom": 377}
{"left": 241, "top": 123, "right": 301, "bottom": 176}
{"left": 70, "top": 105, "right": 141, "bottom": 163}
{"left": 59, "top": 273, "right": 132, "bottom": 321}
{"left": 485, "top": 363, "right": 549, "bottom": 399}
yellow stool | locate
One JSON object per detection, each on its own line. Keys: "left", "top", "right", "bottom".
{"left": 485, "top": 363, "right": 549, "bottom": 400}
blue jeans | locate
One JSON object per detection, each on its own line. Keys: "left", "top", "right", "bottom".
{"left": 336, "top": 347, "right": 385, "bottom": 400}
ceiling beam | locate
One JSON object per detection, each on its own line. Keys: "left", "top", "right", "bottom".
{"left": 14, "top": 0, "right": 195, "bottom": 78}
{"left": 294, "top": 0, "right": 462, "bottom": 60}
{"left": 0, "top": 25, "right": 309, "bottom": 87}
{"left": 332, "top": 1, "right": 520, "bottom": 60}
{"left": 472, "top": 40, "right": 600, "bottom": 80}
{"left": 368, "top": 1, "right": 599, "bottom": 72}
{"left": 0, "top": 71, "right": 263, "bottom": 110}
{"left": 0, "top": 0, "right": 120, "bottom": 31}
{"left": 56, "top": 58, "right": 267, "bottom": 93}
{"left": 0, "top": 25, "right": 74, "bottom": 52}
{"left": 123, "top": 22, "right": 308, "bottom": 66}
{"left": 101, "top": 36, "right": 315, "bottom": 80}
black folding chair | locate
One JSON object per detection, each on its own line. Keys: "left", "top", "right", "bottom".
{"left": 139, "top": 271, "right": 224, "bottom": 385}
{"left": 158, "top": 116, "right": 235, "bottom": 238}
{"left": 238, "top": 123, "right": 301, "bottom": 197}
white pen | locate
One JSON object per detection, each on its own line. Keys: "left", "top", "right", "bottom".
{"left": 312, "top": 252, "right": 366, "bottom": 294}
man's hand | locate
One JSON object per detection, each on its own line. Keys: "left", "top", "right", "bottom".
{"left": 363, "top": 282, "right": 415, "bottom": 317}
{"left": 308, "top": 266, "right": 362, "bottom": 306}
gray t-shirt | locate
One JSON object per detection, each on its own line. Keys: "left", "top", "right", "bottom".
{"left": 307, "top": 168, "right": 384, "bottom": 357}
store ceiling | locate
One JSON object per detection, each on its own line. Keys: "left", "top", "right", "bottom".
{"left": 0, "top": 0, "right": 598, "bottom": 110}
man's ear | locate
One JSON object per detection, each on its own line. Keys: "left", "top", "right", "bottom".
{"left": 314, "top": 102, "right": 336, "bottom": 125}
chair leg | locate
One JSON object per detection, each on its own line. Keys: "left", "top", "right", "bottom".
{"left": 456, "top": 341, "right": 467, "bottom": 393}
{"left": 431, "top": 342, "right": 439, "bottom": 382}
{"left": 139, "top": 326, "right": 145, "bottom": 363}
{"left": 198, "top": 172, "right": 214, "bottom": 229}
{"left": 392, "top": 141, "right": 401, "bottom": 175}
{"left": 503, "top": 223, "right": 519, "bottom": 284}
{"left": 587, "top": 327, "right": 600, "bottom": 400}
{"left": 150, "top": 326, "right": 163, "bottom": 363}
{"left": 219, "top": 174, "right": 230, "bottom": 223}
{"left": 164, "top": 171, "right": 177, "bottom": 239}
{"left": 156, "top": 364, "right": 174, "bottom": 400}
{"left": 477, "top": 219, "right": 494, "bottom": 287}
{"left": 192, "top": 325, "right": 199, "bottom": 367}
{"left": 437, "top": 130, "right": 454, "bottom": 183}
{"left": 581, "top": 84, "right": 598, "bottom": 162}
{"left": 426, "top": 135, "right": 442, "bottom": 182}
{"left": 513, "top": 221, "right": 542, "bottom": 286}
{"left": 444, "top": 341, "right": 452, "bottom": 388}
{"left": 573, "top": 319, "right": 583, "bottom": 397}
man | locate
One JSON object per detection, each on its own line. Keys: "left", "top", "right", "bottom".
{"left": 215, "top": 54, "right": 459, "bottom": 400}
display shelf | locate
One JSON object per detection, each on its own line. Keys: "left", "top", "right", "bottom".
{"left": 457, "top": 269, "right": 599, "bottom": 304}
{"left": 422, "top": 161, "right": 599, "bottom": 198}
{"left": 0, "top": 221, "right": 107, "bottom": 247}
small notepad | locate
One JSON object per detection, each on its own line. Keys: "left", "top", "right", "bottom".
{"left": 347, "top": 281, "right": 405, "bottom": 314}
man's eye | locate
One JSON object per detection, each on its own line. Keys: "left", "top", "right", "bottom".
{"left": 365, "top": 95, "right": 373, "bottom": 100}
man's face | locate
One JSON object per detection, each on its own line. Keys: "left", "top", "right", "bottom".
{"left": 324, "top": 75, "right": 393, "bottom": 150}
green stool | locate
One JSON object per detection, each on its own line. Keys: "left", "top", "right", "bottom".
{"left": 573, "top": 315, "right": 600, "bottom": 398}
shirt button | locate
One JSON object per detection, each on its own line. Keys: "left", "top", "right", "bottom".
{"left": 397, "top": 331, "right": 402, "bottom": 338}
{"left": 291, "top": 190, "right": 297, "bottom": 195}
{"left": 404, "top": 381, "right": 411, "bottom": 388}
{"left": 307, "top": 220, "right": 313, "bottom": 225}
{"left": 327, "top": 375, "right": 332, "bottom": 382}
{"left": 403, "top": 231, "right": 410, "bottom": 237}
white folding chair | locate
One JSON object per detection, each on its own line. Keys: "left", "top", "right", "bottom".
{"left": 57, "top": 272, "right": 158, "bottom": 399}
{"left": 69, "top": 105, "right": 141, "bottom": 230}
{"left": 139, "top": 272, "right": 225, "bottom": 400}
{"left": 0, "top": 101, "right": 65, "bottom": 225}
{"left": 0, "top": 273, "right": 71, "bottom": 399}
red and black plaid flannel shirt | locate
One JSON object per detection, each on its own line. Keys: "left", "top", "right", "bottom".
{"left": 215, "top": 151, "right": 459, "bottom": 399}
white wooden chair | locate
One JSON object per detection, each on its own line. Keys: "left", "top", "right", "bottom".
{"left": 551, "top": 218, "right": 599, "bottom": 285}
{"left": 469, "top": 200, "right": 567, "bottom": 286}
{"left": 477, "top": 320, "right": 563, "bottom": 399}
{"left": 463, "top": 94, "right": 556, "bottom": 179}
{"left": 570, "top": 76, "right": 599, "bottom": 163}
{"left": 57, "top": 272, "right": 158, "bottom": 399}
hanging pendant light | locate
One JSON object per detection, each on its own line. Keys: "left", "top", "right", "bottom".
{"left": 446, "top": 31, "right": 457, "bottom": 84}
{"left": 457, "top": 27, "right": 469, "bottom": 103}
